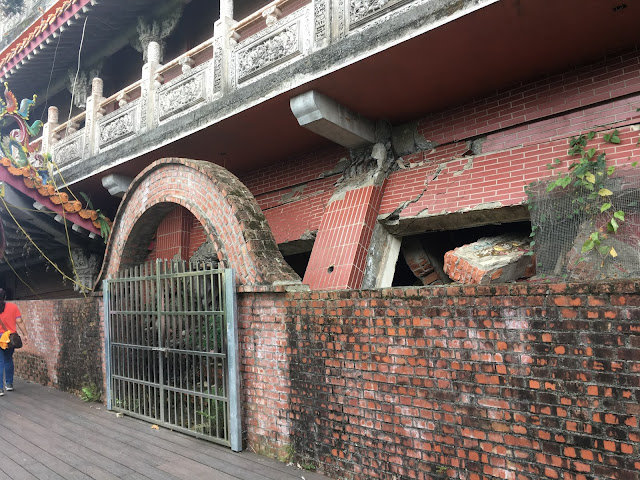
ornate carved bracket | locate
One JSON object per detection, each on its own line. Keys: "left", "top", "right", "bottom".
{"left": 131, "top": 8, "right": 183, "bottom": 63}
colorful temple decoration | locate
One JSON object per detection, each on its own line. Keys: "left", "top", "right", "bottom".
{"left": 0, "top": 83, "right": 111, "bottom": 238}
{"left": 0, "top": 0, "right": 83, "bottom": 72}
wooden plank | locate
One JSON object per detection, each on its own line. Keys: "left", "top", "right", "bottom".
{"left": 0, "top": 457, "right": 38, "bottom": 480}
{"left": 0, "top": 425, "right": 70, "bottom": 480}
{"left": 0, "top": 398, "right": 136, "bottom": 479}
{"left": 5, "top": 380, "right": 330, "bottom": 480}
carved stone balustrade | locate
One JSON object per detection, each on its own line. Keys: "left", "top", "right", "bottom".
{"left": 47, "top": 0, "right": 433, "bottom": 174}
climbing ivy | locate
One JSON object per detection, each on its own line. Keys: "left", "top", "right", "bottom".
{"left": 526, "top": 129, "right": 631, "bottom": 263}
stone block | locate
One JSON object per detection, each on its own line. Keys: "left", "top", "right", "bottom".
{"left": 443, "top": 234, "right": 534, "bottom": 284}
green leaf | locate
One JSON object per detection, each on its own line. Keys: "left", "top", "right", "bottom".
{"left": 581, "top": 240, "right": 595, "bottom": 253}
{"left": 554, "top": 158, "right": 561, "bottom": 164}
{"left": 633, "top": 161, "right": 638, "bottom": 167}
{"left": 79, "top": 192, "right": 94, "bottom": 210}
{"left": 585, "top": 172, "right": 596, "bottom": 183}
{"left": 614, "top": 210, "right": 625, "bottom": 221}
{"left": 599, "top": 245, "right": 611, "bottom": 256}
{"left": 586, "top": 148, "right": 596, "bottom": 159}
{"left": 598, "top": 188, "right": 613, "bottom": 196}
{"left": 607, "top": 166, "right": 615, "bottom": 176}
{"left": 604, "top": 129, "right": 620, "bottom": 144}
{"left": 587, "top": 131, "right": 596, "bottom": 140}
{"left": 590, "top": 232, "right": 600, "bottom": 242}
{"left": 610, "top": 218, "right": 619, "bottom": 233}
{"left": 600, "top": 203, "right": 612, "bottom": 213}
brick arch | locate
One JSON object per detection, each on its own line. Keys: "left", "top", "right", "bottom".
{"left": 97, "top": 158, "right": 301, "bottom": 287}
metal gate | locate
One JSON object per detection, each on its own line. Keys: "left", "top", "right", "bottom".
{"left": 103, "top": 260, "right": 241, "bottom": 451}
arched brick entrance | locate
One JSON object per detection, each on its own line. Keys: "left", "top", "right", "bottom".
{"left": 98, "top": 157, "right": 300, "bottom": 286}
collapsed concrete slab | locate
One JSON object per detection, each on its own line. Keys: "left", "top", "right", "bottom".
{"left": 443, "top": 234, "right": 534, "bottom": 284}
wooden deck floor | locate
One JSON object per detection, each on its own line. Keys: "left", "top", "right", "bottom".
{"left": 0, "top": 379, "right": 330, "bottom": 480}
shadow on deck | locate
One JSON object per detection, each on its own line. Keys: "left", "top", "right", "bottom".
{"left": 0, "top": 379, "right": 329, "bottom": 480}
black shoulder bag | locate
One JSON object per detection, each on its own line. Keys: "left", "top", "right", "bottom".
{"left": 0, "top": 318, "right": 22, "bottom": 349}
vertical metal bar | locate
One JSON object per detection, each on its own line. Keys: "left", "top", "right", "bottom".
{"left": 157, "top": 259, "right": 165, "bottom": 424}
{"left": 103, "top": 279, "right": 112, "bottom": 410}
{"left": 224, "top": 269, "right": 242, "bottom": 451}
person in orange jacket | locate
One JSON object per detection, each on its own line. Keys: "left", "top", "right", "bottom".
{"left": 0, "top": 288, "right": 29, "bottom": 395}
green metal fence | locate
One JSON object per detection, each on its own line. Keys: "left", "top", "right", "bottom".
{"left": 104, "top": 259, "right": 241, "bottom": 451}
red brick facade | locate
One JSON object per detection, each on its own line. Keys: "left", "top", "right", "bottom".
{"left": 14, "top": 283, "right": 640, "bottom": 480}
{"left": 13, "top": 45, "right": 640, "bottom": 480}
{"left": 98, "top": 157, "right": 299, "bottom": 287}
{"left": 239, "top": 282, "right": 640, "bottom": 480}
{"left": 232, "top": 49, "right": 640, "bottom": 289}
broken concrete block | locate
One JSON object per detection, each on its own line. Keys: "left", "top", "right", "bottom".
{"left": 443, "top": 234, "right": 534, "bottom": 284}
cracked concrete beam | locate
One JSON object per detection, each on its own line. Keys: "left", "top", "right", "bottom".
{"left": 290, "top": 90, "right": 376, "bottom": 149}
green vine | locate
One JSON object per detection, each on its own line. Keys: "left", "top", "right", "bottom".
{"left": 527, "top": 129, "right": 632, "bottom": 264}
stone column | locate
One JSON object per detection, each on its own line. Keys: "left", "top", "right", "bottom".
{"left": 220, "top": 0, "right": 233, "bottom": 20}
{"left": 141, "top": 41, "right": 162, "bottom": 132}
{"left": 41, "top": 106, "right": 59, "bottom": 153}
{"left": 213, "top": 15, "right": 237, "bottom": 98}
{"left": 84, "top": 77, "right": 104, "bottom": 157}
{"left": 313, "top": 0, "right": 331, "bottom": 49}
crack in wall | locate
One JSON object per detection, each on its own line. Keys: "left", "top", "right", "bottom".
{"left": 380, "top": 161, "right": 447, "bottom": 226}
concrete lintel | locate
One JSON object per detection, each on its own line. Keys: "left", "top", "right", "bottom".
{"left": 101, "top": 173, "right": 133, "bottom": 197}
{"left": 290, "top": 90, "right": 376, "bottom": 149}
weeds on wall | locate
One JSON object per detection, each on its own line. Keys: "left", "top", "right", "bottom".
{"left": 80, "top": 383, "right": 102, "bottom": 402}
{"left": 526, "top": 129, "right": 640, "bottom": 279}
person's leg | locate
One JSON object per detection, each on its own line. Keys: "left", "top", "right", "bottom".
{"left": 0, "top": 348, "right": 5, "bottom": 394}
{"left": 4, "top": 347, "right": 14, "bottom": 389}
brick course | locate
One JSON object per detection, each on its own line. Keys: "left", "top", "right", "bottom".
{"left": 11, "top": 282, "right": 640, "bottom": 480}
{"left": 240, "top": 281, "right": 640, "bottom": 480}
{"left": 98, "top": 158, "right": 300, "bottom": 286}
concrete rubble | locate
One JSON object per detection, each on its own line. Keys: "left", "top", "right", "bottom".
{"left": 443, "top": 234, "right": 535, "bottom": 284}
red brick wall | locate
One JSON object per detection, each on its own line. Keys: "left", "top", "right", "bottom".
{"left": 13, "top": 297, "right": 105, "bottom": 393}
{"left": 149, "top": 205, "right": 194, "bottom": 261}
{"left": 11, "top": 283, "right": 640, "bottom": 480}
{"left": 417, "top": 50, "right": 640, "bottom": 149}
{"left": 229, "top": 49, "right": 640, "bottom": 258}
{"left": 380, "top": 126, "right": 640, "bottom": 219}
{"left": 240, "top": 282, "right": 640, "bottom": 480}
{"left": 240, "top": 146, "right": 345, "bottom": 245}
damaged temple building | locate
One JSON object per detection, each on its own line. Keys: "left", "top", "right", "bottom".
{"left": 0, "top": 0, "right": 639, "bottom": 478}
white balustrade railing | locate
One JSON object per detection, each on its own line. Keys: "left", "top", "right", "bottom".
{"left": 46, "top": 0, "right": 415, "bottom": 168}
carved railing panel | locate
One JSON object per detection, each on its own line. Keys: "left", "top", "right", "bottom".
{"left": 342, "top": 0, "right": 419, "bottom": 35}
{"left": 233, "top": 6, "right": 312, "bottom": 86}
{"left": 156, "top": 61, "right": 211, "bottom": 123}
{"left": 52, "top": 129, "right": 85, "bottom": 167}
{"left": 97, "top": 100, "right": 141, "bottom": 151}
